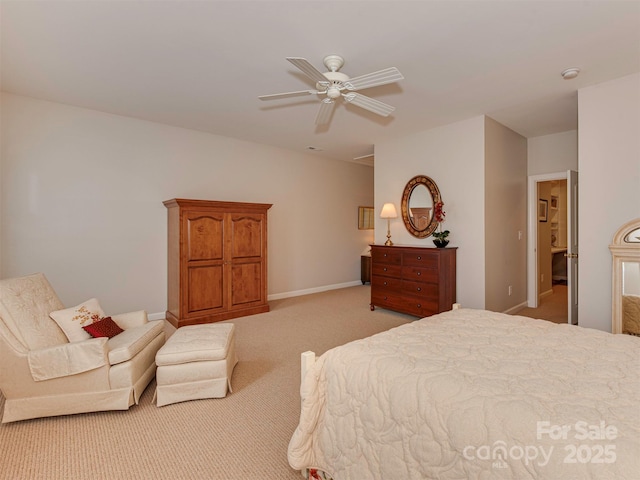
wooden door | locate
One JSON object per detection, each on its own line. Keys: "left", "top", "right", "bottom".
{"left": 184, "top": 210, "right": 226, "bottom": 316}
{"left": 227, "top": 213, "right": 266, "bottom": 308}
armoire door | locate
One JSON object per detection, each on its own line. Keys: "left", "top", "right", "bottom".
{"left": 227, "top": 212, "right": 266, "bottom": 309}
{"left": 184, "top": 210, "right": 226, "bottom": 316}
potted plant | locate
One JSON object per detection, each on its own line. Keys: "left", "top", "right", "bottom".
{"left": 431, "top": 201, "right": 450, "bottom": 248}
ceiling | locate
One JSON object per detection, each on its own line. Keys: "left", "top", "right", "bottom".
{"left": 2, "top": 1, "right": 639, "bottom": 164}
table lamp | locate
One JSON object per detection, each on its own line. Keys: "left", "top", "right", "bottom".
{"left": 380, "top": 203, "right": 398, "bottom": 246}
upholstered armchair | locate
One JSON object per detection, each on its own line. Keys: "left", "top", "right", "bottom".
{"left": 0, "top": 273, "right": 165, "bottom": 423}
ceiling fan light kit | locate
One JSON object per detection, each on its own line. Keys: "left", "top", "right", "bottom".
{"left": 259, "top": 54, "right": 404, "bottom": 126}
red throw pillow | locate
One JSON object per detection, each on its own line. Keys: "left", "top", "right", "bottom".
{"left": 82, "top": 316, "right": 124, "bottom": 338}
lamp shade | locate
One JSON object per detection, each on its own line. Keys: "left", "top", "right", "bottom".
{"left": 380, "top": 203, "right": 398, "bottom": 219}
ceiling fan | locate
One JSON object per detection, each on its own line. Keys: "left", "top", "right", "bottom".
{"left": 259, "top": 55, "right": 404, "bottom": 125}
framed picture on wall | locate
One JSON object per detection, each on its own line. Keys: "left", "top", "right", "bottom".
{"left": 358, "top": 206, "right": 374, "bottom": 230}
{"left": 538, "top": 199, "right": 548, "bottom": 222}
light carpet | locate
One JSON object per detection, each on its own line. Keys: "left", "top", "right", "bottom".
{"left": 0, "top": 286, "right": 413, "bottom": 480}
{"left": 515, "top": 284, "right": 569, "bottom": 324}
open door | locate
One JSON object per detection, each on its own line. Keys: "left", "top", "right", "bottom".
{"left": 566, "top": 170, "right": 578, "bottom": 324}
{"left": 527, "top": 171, "right": 578, "bottom": 318}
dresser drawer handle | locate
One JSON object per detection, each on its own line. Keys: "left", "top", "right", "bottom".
{"left": 417, "top": 272, "right": 421, "bottom": 276}
{"left": 383, "top": 281, "right": 388, "bottom": 286}
{"left": 383, "top": 253, "right": 388, "bottom": 257}
{"left": 383, "top": 267, "right": 388, "bottom": 272}
{"left": 417, "top": 304, "right": 422, "bottom": 308}
{"left": 417, "top": 287, "right": 421, "bottom": 292}
{"left": 417, "top": 256, "right": 421, "bottom": 260}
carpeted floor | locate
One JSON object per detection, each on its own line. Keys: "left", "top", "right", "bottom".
{"left": 0, "top": 286, "right": 413, "bottom": 480}
{"left": 0, "top": 284, "right": 573, "bottom": 479}
{"left": 514, "top": 284, "right": 568, "bottom": 324}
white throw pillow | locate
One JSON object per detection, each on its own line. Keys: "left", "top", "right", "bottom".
{"left": 49, "top": 298, "right": 106, "bottom": 342}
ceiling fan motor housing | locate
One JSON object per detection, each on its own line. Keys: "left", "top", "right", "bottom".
{"left": 316, "top": 71, "right": 350, "bottom": 97}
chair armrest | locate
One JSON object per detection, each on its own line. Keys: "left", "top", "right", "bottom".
{"left": 111, "top": 310, "right": 148, "bottom": 329}
{"left": 27, "top": 338, "right": 108, "bottom": 381}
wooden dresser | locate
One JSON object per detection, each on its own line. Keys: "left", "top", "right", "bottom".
{"left": 164, "top": 199, "right": 272, "bottom": 328}
{"left": 370, "top": 245, "right": 456, "bottom": 317}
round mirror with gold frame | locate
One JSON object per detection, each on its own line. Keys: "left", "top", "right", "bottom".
{"left": 401, "top": 175, "right": 441, "bottom": 238}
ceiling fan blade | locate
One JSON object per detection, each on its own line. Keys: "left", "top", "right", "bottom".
{"left": 315, "top": 99, "right": 336, "bottom": 125}
{"left": 343, "top": 92, "right": 395, "bottom": 117}
{"left": 343, "top": 67, "right": 404, "bottom": 91}
{"left": 259, "top": 90, "right": 316, "bottom": 100}
{"left": 287, "top": 57, "right": 330, "bottom": 86}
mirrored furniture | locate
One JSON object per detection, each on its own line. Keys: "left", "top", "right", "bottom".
{"left": 400, "top": 175, "right": 442, "bottom": 238}
{"left": 609, "top": 218, "right": 640, "bottom": 335}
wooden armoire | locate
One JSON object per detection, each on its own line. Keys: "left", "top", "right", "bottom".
{"left": 163, "top": 199, "right": 272, "bottom": 328}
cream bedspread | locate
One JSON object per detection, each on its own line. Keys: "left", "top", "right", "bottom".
{"left": 288, "top": 308, "right": 640, "bottom": 479}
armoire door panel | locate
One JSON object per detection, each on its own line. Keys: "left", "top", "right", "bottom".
{"left": 230, "top": 215, "right": 264, "bottom": 259}
{"left": 188, "top": 265, "right": 224, "bottom": 313}
{"left": 230, "top": 263, "right": 263, "bottom": 306}
{"left": 187, "top": 214, "right": 224, "bottom": 262}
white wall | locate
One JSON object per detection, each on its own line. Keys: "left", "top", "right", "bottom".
{"left": 375, "top": 116, "right": 486, "bottom": 309}
{"left": 484, "top": 117, "right": 528, "bottom": 312}
{"left": 1, "top": 93, "right": 374, "bottom": 316}
{"left": 578, "top": 73, "right": 640, "bottom": 331}
{"left": 528, "top": 130, "right": 578, "bottom": 175}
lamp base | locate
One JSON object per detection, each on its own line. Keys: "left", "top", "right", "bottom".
{"left": 384, "top": 220, "right": 393, "bottom": 246}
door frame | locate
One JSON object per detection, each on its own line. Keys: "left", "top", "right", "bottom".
{"left": 527, "top": 172, "right": 569, "bottom": 308}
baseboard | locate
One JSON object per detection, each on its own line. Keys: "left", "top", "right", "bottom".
{"left": 502, "top": 301, "right": 529, "bottom": 315}
{"left": 267, "top": 280, "right": 363, "bottom": 301}
{"left": 540, "top": 288, "right": 554, "bottom": 299}
{"left": 148, "top": 281, "right": 364, "bottom": 320}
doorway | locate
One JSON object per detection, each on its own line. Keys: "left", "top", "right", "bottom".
{"left": 526, "top": 171, "right": 578, "bottom": 324}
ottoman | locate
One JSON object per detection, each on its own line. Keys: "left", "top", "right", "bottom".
{"left": 154, "top": 323, "right": 238, "bottom": 407}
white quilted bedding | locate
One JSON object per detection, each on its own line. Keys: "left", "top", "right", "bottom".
{"left": 288, "top": 309, "right": 640, "bottom": 479}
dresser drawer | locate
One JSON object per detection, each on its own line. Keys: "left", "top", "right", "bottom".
{"left": 372, "top": 275, "right": 402, "bottom": 290}
{"left": 402, "top": 266, "right": 439, "bottom": 283}
{"left": 404, "top": 300, "right": 439, "bottom": 318}
{"left": 402, "top": 280, "right": 438, "bottom": 300}
{"left": 372, "top": 263, "right": 402, "bottom": 278}
{"left": 371, "top": 249, "right": 402, "bottom": 265}
{"left": 402, "top": 252, "right": 438, "bottom": 268}
{"left": 372, "top": 293, "right": 438, "bottom": 317}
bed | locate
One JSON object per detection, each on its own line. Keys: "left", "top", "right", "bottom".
{"left": 288, "top": 307, "right": 640, "bottom": 479}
